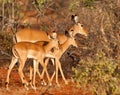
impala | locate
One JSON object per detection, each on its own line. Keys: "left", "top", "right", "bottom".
{"left": 13, "top": 15, "right": 88, "bottom": 44}
{"left": 5, "top": 32, "right": 59, "bottom": 90}
{"left": 11, "top": 14, "right": 88, "bottom": 87}
{"left": 30, "top": 31, "right": 78, "bottom": 86}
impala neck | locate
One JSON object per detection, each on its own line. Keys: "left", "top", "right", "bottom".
{"left": 59, "top": 37, "right": 72, "bottom": 54}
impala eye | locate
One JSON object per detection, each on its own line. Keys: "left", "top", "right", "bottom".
{"left": 51, "top": 48, "right": 54, "bottom": 53}
{"left": 71, "top": 29, "right": 74, "bottom": 31}
{"left": 81, "top": 24, "right": 83, "bottom": 27}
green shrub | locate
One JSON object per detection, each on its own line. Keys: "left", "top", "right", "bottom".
{"left": 72, "top": 51, "right": 120, "bottom": 95}
{"left": 69, "top": 0, "right": 97, "bottom": 11}
{"left": 32, "top": 0, "right": 52, "bottom": 9}
{"left": 83, "top": 0, "right": 95, "bottom": 7}
{"left": 40, "top": 24, "right": 48, "bottom": 31}
{"left": 69, "top": 1, "right": 80, "bottom": 11}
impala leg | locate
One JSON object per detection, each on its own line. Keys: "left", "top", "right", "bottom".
{"left": 41, "top": 58, "right": 51, "bottom": 85}
{"left": 29, "top": 66, "right": 33, "bottom": 87}
{"left": 49, "top": 58, "right": 55, "bottom": 84}
{"left": 32, "top": 60, "right": 38, "bottom": 90}
{"left": 35, "top": 61, "right": 41, "bottom": 79}
{"left": 36, "top": 64, "right": 47, "bottom": 86}
{"left": 18, "top": 59, "right": 29, "bottom": 90}
{"left": 40, "top": 62, "right": 46, "bottom": 79}
{"left": 35, "top": 60, "right": 46, "bottom": 85}
{"left": 5, "top": 56, "right": 18, "bottom": 90}
{"left": 29, "top": 60, "right": 41, "bottom": 86}
{"left": 29, "top": 60, "right": 46, "bottom": 87}
{"left": 58, "top": 60, "right": 68, "bottom": 85}
{"left": 50, "top": 71, "right": 55, "bottom": 83}
{"left": 55, "top": 59, "right": 60, "bottom": 86}
{"left": 29, "top": 60, "right": 41, "bottom": 89}
{"left": 45, "top": 58, "right": 52, "bottom": 86}
{"left": 37, "top": 59, "right": 47, "bottom": 86}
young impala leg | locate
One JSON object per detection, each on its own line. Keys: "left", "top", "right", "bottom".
{"left": 41, "top": 58, "right": 56, "bottom": 85}
{"left": 29, "top": 60, "right": 43, "bottom": 88}
{"left": 53, "top": 59, "right": 68, "bottom": 86}
{"left": 50, "top": 71, "right": 55, "bottom": 83}
{"left": 49, "top": 58, "right": 56, "bottom": 84}
{"left": 18, "top": 59, "right": 29, "bottom": 90}
{"left": 29, "top": 66, "right": 33, "bottom": 87}
{"left": 47, "top": 58, "right": 59, "bottom": 86}
{"left": 32, "top": 60, "right": 38, "bottom": 90}
{"left": 41, "top": 58, "right": 51, "bottom": 85}
{"left": 57, "top": 60, "right": 68, "bottom": 84}
{"left": 55, "top": 59, "right": 60, "bottom": 86}
{"left": 29, "top": 60, "right": 47, "bottom": 87}
{"left": 5, "top": 56, "right": 18, "bottom": 90}
{"left": 32, "top": 58, "right": 50, "bottom": 88}
{"left": 36, "top": 61, "right": 47, "bottom": 86}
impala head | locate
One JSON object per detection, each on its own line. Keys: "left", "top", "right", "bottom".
{"left": 48, "top": 31, "right": 57, "bottom": 39}
{"left": 48, "top": 31, "right": 59, "bottom": 50}
{"left": 69, "top": 15, "right": 88, "bottom": 37}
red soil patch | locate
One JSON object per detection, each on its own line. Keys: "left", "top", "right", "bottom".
{"left": 0, "top": 63, "right": 91, "bottom": 95}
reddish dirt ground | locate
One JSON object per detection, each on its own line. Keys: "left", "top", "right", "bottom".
{"left": 0, "top": 58, "right": 91, "bottom": 95}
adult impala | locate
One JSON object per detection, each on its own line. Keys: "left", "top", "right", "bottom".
{"left": 13, "top": 15, "right": 88, "bottom": 44}
{"left": 5, "top": 32, "right": 59, "bottom": 90}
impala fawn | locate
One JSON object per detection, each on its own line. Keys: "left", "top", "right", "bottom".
{"left": 30, "top": 30, "right": 78, "bottom": 86}
{"left": 6, "top": 32, "right": 59, "bottom": 90}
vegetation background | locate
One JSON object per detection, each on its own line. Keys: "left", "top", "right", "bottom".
{"left": 0, "top": 0, "right": 120, "bottom": 95}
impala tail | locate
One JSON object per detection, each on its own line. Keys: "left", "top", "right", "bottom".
{"left": 13, "top": 35, "right": 17, "bottom": 44}
{"left": 12, "top": 46, "right": 19, "bottom": 58}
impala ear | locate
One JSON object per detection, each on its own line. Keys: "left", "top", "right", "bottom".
{"left": 52, "top": 33, "right": 57, "bottom": 39}
{"left": 65, "top": 29, "right": 74, "bottom": 37}
{"left": 71, "top": 14, "right": 79, "bottom": 23}
{"left": 52, "top": 31, "right": 57, "bottom": 39}
{"left": 65, "top": 30, "right": 71, "bottom": 37}
{"left": 71, "top": 15, "right": 75, "bottom": 21}
{"left": 49, "top": 31, "right": 57, "bottom": 39}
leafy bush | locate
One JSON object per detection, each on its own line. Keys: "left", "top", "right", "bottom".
{"left": 72, "top": 51, "right": 120, "bottom": 95}
{"left": 82, "top": 0, "right": 96, "bottom": 7}
{"left": 69, "top": 0, "right": 97, "bottom": 11}
{"left": 69, "top": 1, "right": 80, "bottom": 11}
{"left": 0, "top": 32, "right": 13, "bottom": 55}
{"left": 32, "top": 0, "right": 52, "bottom": 9}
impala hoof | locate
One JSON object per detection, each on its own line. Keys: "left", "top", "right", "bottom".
{"left": 56, "top": 83, "right": 60, "bottom": 87}
{"left": 5, "top": 82, "right": 8, "bottom": 87}
{"left": 49, "top": 83, "right": 52, "bottom": 86}
{"left": 25, "top": 86, "right": 29, "bottom": 91}
{"left": 41, "top": 81, "right": 47, "bottom": 86}
{"left": 5, "top": 82, "right": 9, "bottom": 90}
{"left": 32, "top": 86, "right": 37, "bottom": 91}
{"left": 6, "top": 87, "right": 10, "bottom": 91}
{"left": 65, "top": 81, "right": 68, "bottom": 85}
{"left": 23, "top": 83, "right": 29, "bottom": 90}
